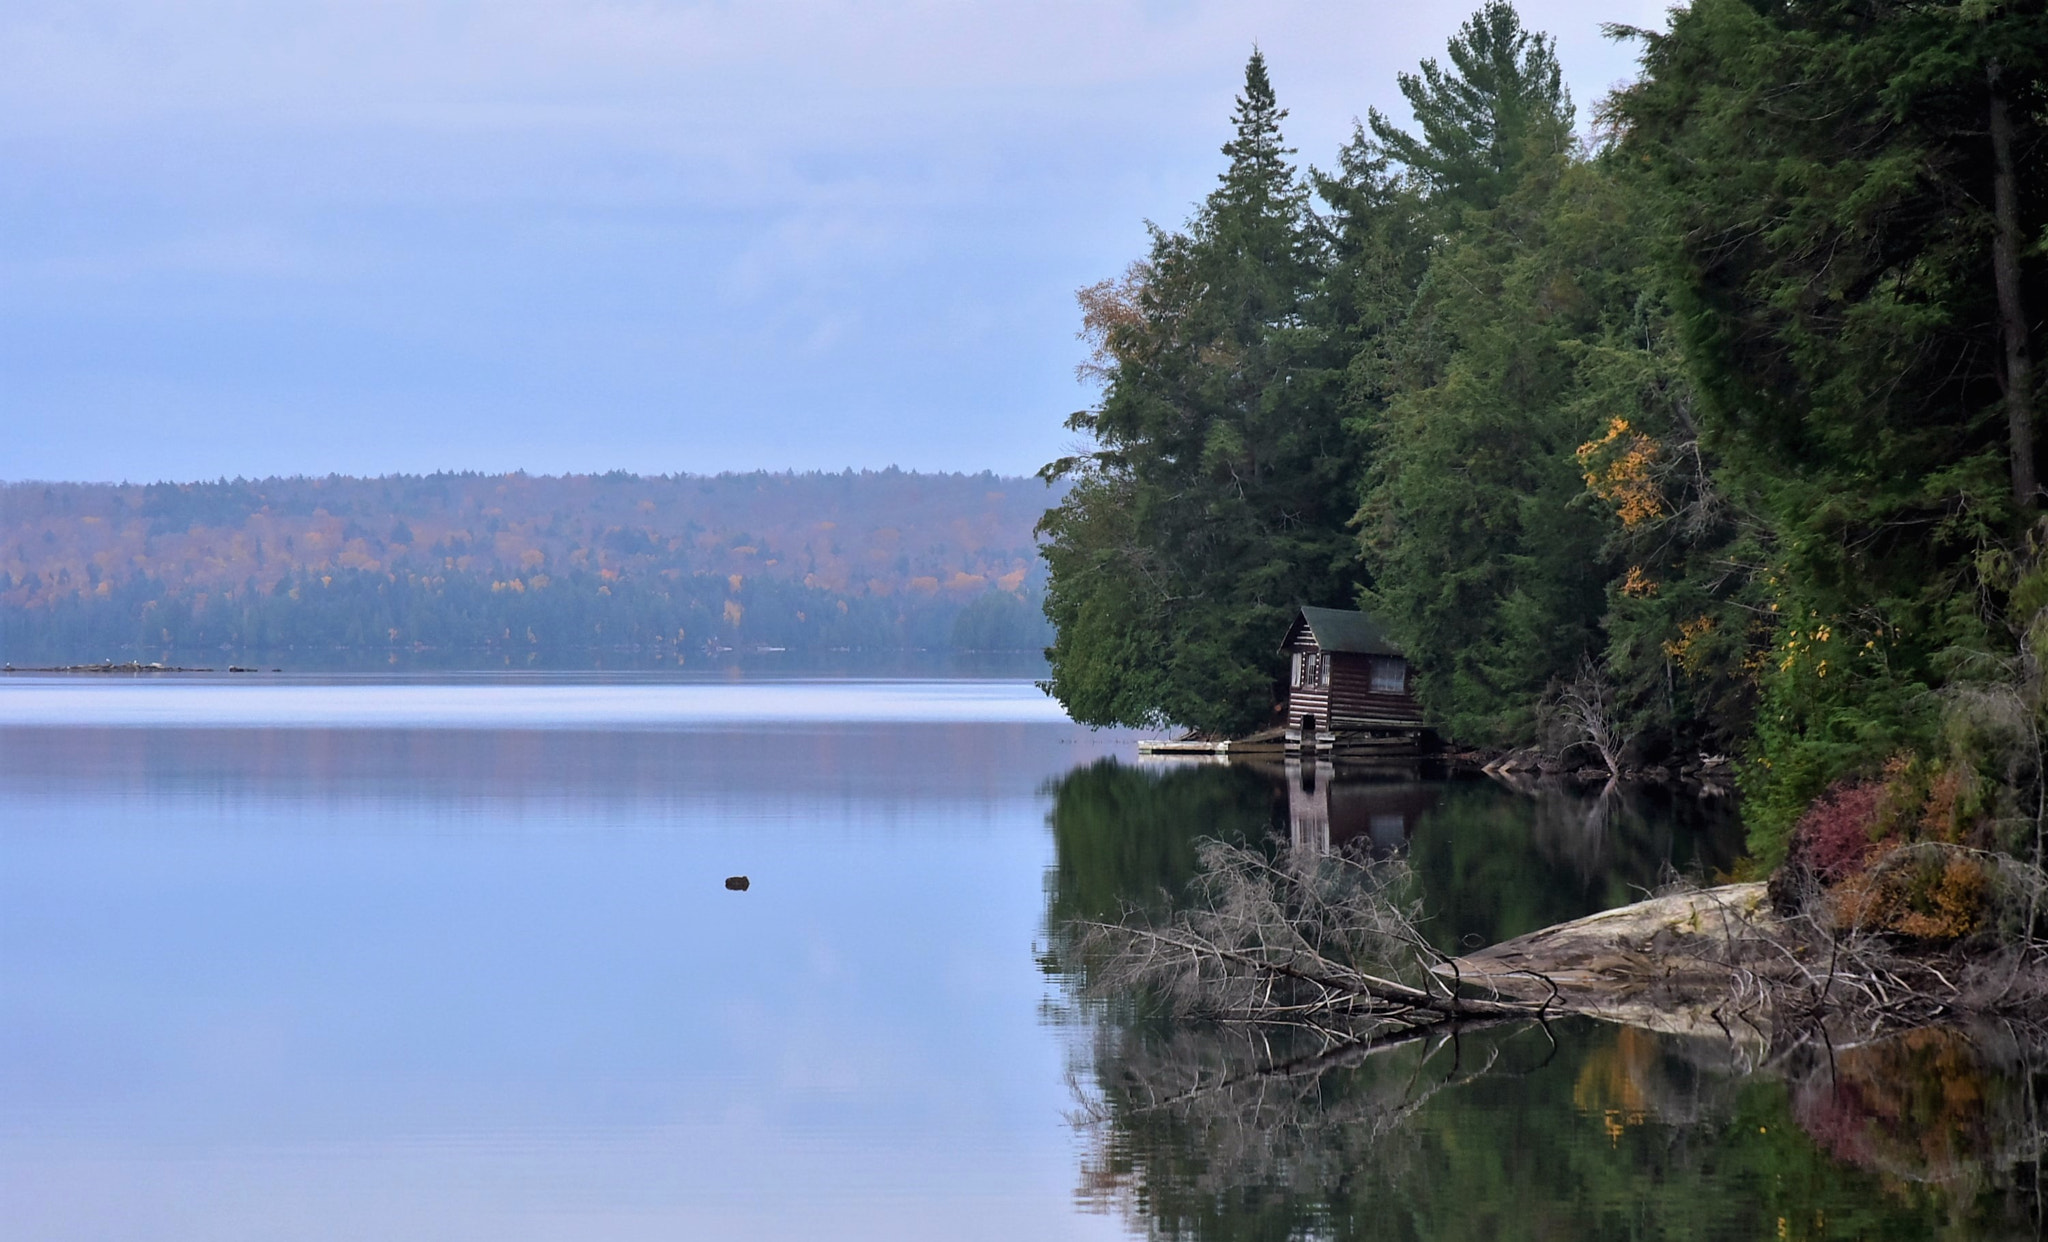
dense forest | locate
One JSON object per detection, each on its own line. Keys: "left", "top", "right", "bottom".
{"left": 0, "top": 470, "right": 1056, "bottom": 662}
{"left": 1039, "top": 0, "right": 2048, "bottom": 864}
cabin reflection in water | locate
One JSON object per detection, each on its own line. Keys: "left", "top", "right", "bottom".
{"left": 1276, "top": 759, "right": 1444, "bottom": 856}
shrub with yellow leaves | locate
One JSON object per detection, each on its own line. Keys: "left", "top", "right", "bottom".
{"left": 1576, "top": 417, "right": 1664, "bottom": 529}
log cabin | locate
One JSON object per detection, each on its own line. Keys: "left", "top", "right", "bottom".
{"left": 1280, "top": 606, "right": 1424, "bottom": 755}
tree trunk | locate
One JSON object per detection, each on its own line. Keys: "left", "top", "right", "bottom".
{"left": 1990, "top": 60, "right": 2038, "bottom": 513}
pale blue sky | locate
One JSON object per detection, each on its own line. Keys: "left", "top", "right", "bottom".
{"left": 0, "top": 1, "right": 1663, "bottom": 484}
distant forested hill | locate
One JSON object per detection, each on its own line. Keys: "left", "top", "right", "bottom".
{"left": 0, "top": 470, "right": 1060, "bottom": 663}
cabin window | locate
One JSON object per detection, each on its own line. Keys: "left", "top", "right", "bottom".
{"left": 1293, "top": 651, "right": 1326, "bottom": 689}
{"left": 1370, "top": 657, "right": 1406, "bottom": 693}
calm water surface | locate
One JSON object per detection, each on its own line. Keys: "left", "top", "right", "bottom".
{"left": 1, "top": 674, "right": 2040, "bottom": 1239}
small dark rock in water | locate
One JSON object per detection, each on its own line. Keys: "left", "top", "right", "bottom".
{"left": 724, "top": 876, "right": 750, "bottom": 891}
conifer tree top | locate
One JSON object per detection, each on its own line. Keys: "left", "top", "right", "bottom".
{"left": 1369, "top": 0, "right": 1571, "bottom": 213}
{"left": 1217, "top": 49, "right": 1299, "bottom": 208}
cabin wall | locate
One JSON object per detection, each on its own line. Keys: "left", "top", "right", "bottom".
{"left": 1282, "top": 612, "right": 1422, "bottom": 748}
{"left": 1325, "top": 655, "right": 1423, "bottom": 727}
{"left": 1286, "top": 681, "right": 1331, "bottom": 728}
{"left": 1284, "top": 645, "right": 1331, "bottom": 728}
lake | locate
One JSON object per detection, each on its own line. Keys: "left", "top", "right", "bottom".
{"left": 1, "top": 673, "right": 2040, "bottom": 1239}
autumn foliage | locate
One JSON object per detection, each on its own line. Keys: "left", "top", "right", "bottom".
{"left": 1786, "top": 780, "right": 1892, "bottom": 883}
{"left": 0, "top": 470, "right": 1059, "bottom": 659}
{"left": 1777, "top": 759, "right": 2008, "bottom": 942}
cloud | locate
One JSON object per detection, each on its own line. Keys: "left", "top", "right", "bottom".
{"left": 0, "top": 0, "right": 1674, "bottom": 481}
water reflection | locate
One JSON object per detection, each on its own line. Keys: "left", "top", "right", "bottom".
{"left": 1069, "top": 1015, "right": 2047, "bottom": 1240}
{"left": 0, "top": 673, "right": 1066, "bottom": 728}
{"left": 1784, "top": 1025, "right": 2046, "bottom": 1202}
{"left": 1277, "top": 759, "right": 1440, "bottom": 856}
{"left": 0, "top": 692, "right": 1133, "bottom": 1242}
{"left": 1043, "top": 759, "right": 2047, "bottom": 1239}
{"left": 1045, "top": 758, "right": 1744, "bottom": 955}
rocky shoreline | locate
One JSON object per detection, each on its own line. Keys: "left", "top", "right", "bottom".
{"left": 1431, "top": 744, "right": 1738, "bottom": 792}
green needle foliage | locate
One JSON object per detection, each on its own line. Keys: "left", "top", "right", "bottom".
{"left": 1613, "top": 0, "right": 2048, "bottom": 856}
{"left": 1367, "top": 0, "right": 1574, "bottom": 219}
{"left": 1354, "top": 6, "right": 1610, "bottom": 746}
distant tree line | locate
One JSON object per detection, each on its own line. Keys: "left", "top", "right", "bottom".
{"left": 1, "top": 469, "right": 1055, "bottom": 660}
{"left": 1040, "top": 0, "right": 2048, "bottom": 863}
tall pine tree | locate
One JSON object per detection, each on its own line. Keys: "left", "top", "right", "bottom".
{"left": 1368, "top": 0, "right": 1573, "bottom": 220}
{"left": 1039, "top": 51, "right": 1359, "bottom": 736}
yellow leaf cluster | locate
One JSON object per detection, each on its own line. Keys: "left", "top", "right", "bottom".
{"left": 1576, "top": 417, "right": 1663, "bottom": 528}
{"left": 1833, "top": 848, "right": 1989, "bottom": 941}
{"left": 1661, "top": 614, "right": 1717, "bottom": 674}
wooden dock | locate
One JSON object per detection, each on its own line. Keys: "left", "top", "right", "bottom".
{"left": 1137, "top": 727, "right": 1287, "bottom": 757}
{"left": 1138, "top": 725, "right": 1424, "bottom": 759}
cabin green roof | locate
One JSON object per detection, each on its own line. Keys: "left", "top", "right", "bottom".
{"left": 1284, "top": 606, "right": 1405, "bottom": 657}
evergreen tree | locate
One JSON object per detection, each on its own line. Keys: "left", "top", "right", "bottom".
{"left": 1037, "top": 0, "right": 2048, "bottom": 858}
{"left": 1313, "top": 130, "right": 1433, "bottom": 479}
{"left": 1040, "top": 51, "right": 1360, "bottom": 736}
{"left": 1351, "top": 6, "right": 1620, "bottom": 747}
{"left": 1368, "top": 0, "right": 1574, "bottom": 220}
{"left": 1359, "top": 157, "right": 1630, "bottom": 746}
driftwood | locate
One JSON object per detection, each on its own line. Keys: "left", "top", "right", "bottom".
{"left": 1440, "top": 881, "right": 1788, "bottom": 1044}
{"left": 1073, "top": 842, "right": 1547, "bottom": 1045}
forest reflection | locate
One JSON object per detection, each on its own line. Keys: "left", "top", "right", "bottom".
{"left": 1042, "top": 760, "right": 2047, "bottom": 1240}
{"left": 1044, "top": 757, "right": 1745, "bottom": 952}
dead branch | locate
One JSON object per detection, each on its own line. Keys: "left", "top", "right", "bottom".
{"left": 1075, "top": 841, "right": 1548, "bottom": 1039}
{"left": 1541, "top": 656, "right": 1635, "bottom": 776}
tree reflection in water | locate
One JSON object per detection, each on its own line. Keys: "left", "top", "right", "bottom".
{"left": 1043, "top": 759, "right": 2048, "bottom": 1239}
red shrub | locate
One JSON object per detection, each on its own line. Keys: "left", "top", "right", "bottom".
{"left": 1790, "top": 781, "right": 1888, "bottom": 882}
